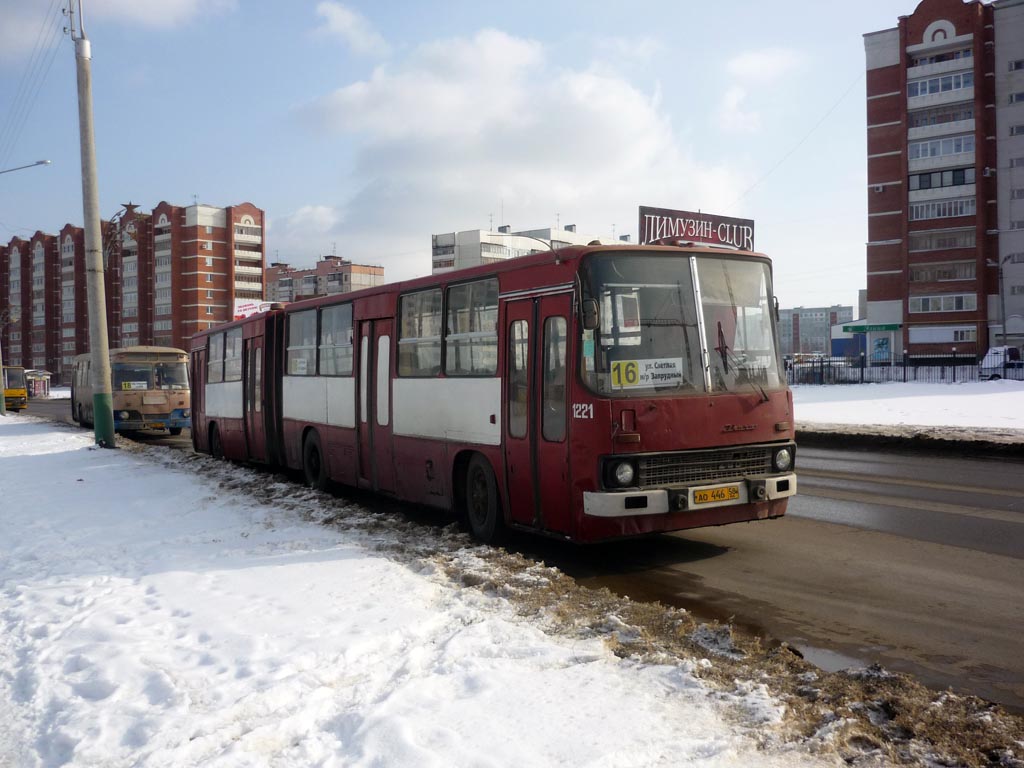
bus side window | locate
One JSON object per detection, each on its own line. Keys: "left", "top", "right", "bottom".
{"left": 542, "top": 317, "right": 567, "bottom": 442}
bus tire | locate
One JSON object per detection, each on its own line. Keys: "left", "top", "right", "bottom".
{"left": 303, "top": 431, "right": 328, "bottom": 491}
{"left": 169, "top": 427, "right": 183, "bottom": 436}
{"left": 209, "top": 424, "right": 224, "bottom": 460}
{"left": 465, "top": 455, "right": 504, "bottom": 545}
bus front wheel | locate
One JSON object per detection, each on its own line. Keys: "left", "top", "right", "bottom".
{"left": 303, "top": 431, "right": 328, "bottom": 491}
{"left": 465, "top": 455, "right": 504, "bottom": 545}
{"left": 169, "top": 427, "right": 183, "bottom": 436}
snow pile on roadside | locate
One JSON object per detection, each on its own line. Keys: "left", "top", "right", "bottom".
{"left": 0, "top": 416, "right": 829, "bottom": 768}
{"left": 793, "top": 380, "right": 1024, "bottom": 441}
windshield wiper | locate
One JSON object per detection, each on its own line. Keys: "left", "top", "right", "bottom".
{"left": 715, "top": 321, "right": 769, "bottom": 403}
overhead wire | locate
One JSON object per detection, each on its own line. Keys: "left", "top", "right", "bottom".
{"left": 725, "top": 71, "right": 865, "bottom": 213}
{"left": 0, "top": 0, "right": 65, "bottom": 169}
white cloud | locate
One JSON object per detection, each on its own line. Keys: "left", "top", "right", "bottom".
{"left": 725, "top": 48, "right": 802, "bottom": 84}
{"left": 716, "top": 47, "right": 802, "bottom": 135}
{"left": 315, "top": 2, "right": 389, "bottom": 57}
{"left": 294, "top": 29, "right": 746, "bottom": 280}
{"left": 717, "top": 85, "right": 761, "bottom": 134}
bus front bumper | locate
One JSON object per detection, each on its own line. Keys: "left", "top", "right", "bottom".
{"left": 4, "top": 396, "right": 28, "bottom": 410}
{"left": 583, "top": 473, "right": 797, "bottom": 517}
{"left": 114, "top": 409, "right": 191, "bottom": 431}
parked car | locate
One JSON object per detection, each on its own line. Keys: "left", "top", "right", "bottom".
{"left": 978, "top": 346, "right": 1023, "bottom": 380}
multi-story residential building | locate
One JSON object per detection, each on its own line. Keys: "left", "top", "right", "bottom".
{"left": 864, "top": 0, "right": 1024, "bottom": 357}
{"left": 777, "top": 305, "right": 855, "bottom": 356}
{"left": 430, "top": 225, "right": 609, "bottom": 274}
{"left": 265, "top": 256, "right": 385, "bottom": 303}
{"left": 1, "top": 200, "right": 265, "bottom": 384}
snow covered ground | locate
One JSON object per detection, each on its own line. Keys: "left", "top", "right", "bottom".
{"left": 0, "top": 416, "right": 832, "bottom": 768}
{"left": 5, "top": 383, "right": 1024, "bottom": 766}
{"left": 792, "top": 380, "right": 1024, "bottom": 445}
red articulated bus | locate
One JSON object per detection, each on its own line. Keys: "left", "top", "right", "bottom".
{"left": 190, "top": 242, "right": 796, "bottom": 544}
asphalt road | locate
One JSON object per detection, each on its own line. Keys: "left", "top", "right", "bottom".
{"left": 552, "top": 445, "right": 1024, "bottom": 712}
{"left": 22, "top": 397, "right": 193, "bottom": 450}
{"left": 18, "top": 398, "right": 1024, "bottom": 711}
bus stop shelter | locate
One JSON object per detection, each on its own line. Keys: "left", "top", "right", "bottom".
{"left": 24, "top": 370, "right": 52, "bottom": 398}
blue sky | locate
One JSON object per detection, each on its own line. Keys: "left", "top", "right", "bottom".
{"left": 1, "top": 0, "right": 914, "bottom": 309}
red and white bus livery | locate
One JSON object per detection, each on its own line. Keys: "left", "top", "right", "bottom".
{"left": 190, "top": 242, "right": 796, "bottom": 544}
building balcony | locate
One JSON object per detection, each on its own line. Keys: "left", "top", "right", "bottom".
{"left": 908, "top": 86, "right": 974, "bottom": 111}
{"left": 909, "top": 184, "right": 976, "bottom": 203}
{"left": 234, "top": 248, "right": 262, "bottom": 262}
{"left": 908, "top": 151, "right": 974, "bottom": 174}
{"left": 906, "top": 58, "right": 974, "bottom": 81}
{"left": 234, "top": 280, "right": 263, "bottom": 293}
{"left": 154, "top": 232, "right": 172, "bottom": 242}
{"left": 908, "top": 118, "right": 974, "bottom": 142}
{"left": 234, "top": 232, "right": 262, "bottom": 245}
{"left": 234, "top": 264, "right": 262, "bottom": 275}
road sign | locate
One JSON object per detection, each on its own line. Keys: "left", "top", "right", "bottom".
{"left": 842, "top": 323, "right": 901, "bottom": 332}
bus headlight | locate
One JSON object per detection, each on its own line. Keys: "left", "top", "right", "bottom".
{"left": 182, "top": 409, "right": 191, "bottom": 419}
{"left": 119, "top": 410, "right": 130, "bottom": 420}
{"left": 773, "top": 447, "right": 793, "bottom": 472}
{"left": 612, "top": 461, "right": 636, "bottom": 487}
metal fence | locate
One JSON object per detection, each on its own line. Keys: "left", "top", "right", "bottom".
{"left": 785, "top": 354, "right": 1024, "bottom": 385}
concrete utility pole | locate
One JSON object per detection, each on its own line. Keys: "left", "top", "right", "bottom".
{"left": 70, "top": 0, "right": 115, "bottom": 446}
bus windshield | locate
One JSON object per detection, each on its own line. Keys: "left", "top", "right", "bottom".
{"left": 111, "top": 362, "right": 189, "bottom": 391}
{"left": 580, "top": 253, "right": 782, "bottom": 396}
{"left": 3, "top": 367, "right": 26, "bottom": 389}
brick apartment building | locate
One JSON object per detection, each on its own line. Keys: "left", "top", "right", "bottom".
{"left": 864, "top": 0, "right": 1024, "bottom": 357}
{"left": 777, "top": 305, "right": 855, "bottom": 356}
{"left": 265, "top": 255, "right": 385, "bottom": 303}
{"left": 1, "top": 201, "right": 265, "bottom": 384}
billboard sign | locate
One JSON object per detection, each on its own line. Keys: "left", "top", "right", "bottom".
{"left": 233, "top": 300, "right": 275, "bottom": 320}
{"left": 638, "top": 205, "right": 755, "bottom": 250}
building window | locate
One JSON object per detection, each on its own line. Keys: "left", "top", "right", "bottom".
{"left": 1011, "top": 158, "right": 1024, "bottom": 169}
{"left": 1010, "top": 59, "right": 1024, "bottom": 71}
{"left": 911, "top": 48, "right": 971, "bottom": 67}
{"left": 397, "top": 288, "right": 443, "bottom": 377}
{"left": 908, "top": 167, "right": 974, "bottom": 191}
{"left": 205, "top": 257, "right": 213, "bottom": 266}
{"left": 202, "top": 241, "right": 212, "bottom": 250}
{"left": 1010, "top": 286, "right": 1024, "bottom": 296}
{"left": 1010, "top": 92, "right": 1024, "bottom": 105}
{"left": 1011, "top": 125, "right": 1024, "bottom": 137}
{"left": 1011, "top": 189, "right": 1024, "bottom": 200}
{"left": 907, "top": 104, "right": 973, "bottom": 128}
{"left": 908, "top": 293, "right": 977, "bottom": 313}
{"left": 206, "top": 290, "right": 213, "bottom": 299}
{"left": 1009, "top": 253, "right": 1024, "bottom": 264}
{"left": 909, "top": 261, "right": 975, "bottom": 281}
{"left": 206, "top": 305, "right": 213, "bottom": 315}
{"left": 206, "top": 273, "right": 213, "bottom": 283}
{"left": 909, "top": 197, "right": 976, "bottom": 221}
{"left": 908, "top": 135, "right": 974, "bottom": 161}
{"left": 907, "top": 71, "right": 973, "bottom": 98}
{"left": 445, "top": 278, "right": 498, "bottom": 376}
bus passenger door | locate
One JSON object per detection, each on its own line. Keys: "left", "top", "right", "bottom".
{"left": 503, "top": 294, "right": 572, "bottom": 533}
{"left": 243, "top": 336, "right": 266, "bottom": 462}
{"left": 358, "top": 319, "right": 395, "bottom": 494}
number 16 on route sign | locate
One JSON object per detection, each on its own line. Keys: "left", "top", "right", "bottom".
{"left": 611, "top": 360, "right": 639, "bottom": 388}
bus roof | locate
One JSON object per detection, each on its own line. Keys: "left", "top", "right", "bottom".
{"left": 73, "top": 346, "right": 188, "bottom": 362}
{"left": 190, "top": 241, "right": 771, "bottom": 343}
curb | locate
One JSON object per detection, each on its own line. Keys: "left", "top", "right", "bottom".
{"left": 797, "top": 424, "right": 1024, "bottom": 458}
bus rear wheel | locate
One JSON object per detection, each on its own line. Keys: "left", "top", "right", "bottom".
{"left": 303, "top": 431, "right": 328, "bottom": 490}
{"left": 209, "top": 424, "right": 224, "bottom": 459}
{"left": 465, "top": 455, "right": 504, "bottom": 545}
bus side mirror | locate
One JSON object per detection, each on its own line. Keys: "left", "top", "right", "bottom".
{"left": 582, "top": 298, "right": 600, "bottom": 331}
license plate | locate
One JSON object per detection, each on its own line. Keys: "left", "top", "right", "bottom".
{"left": 693, "top": 485, "right": 740, "bottom": 505}
{"left": 148, "top": 422, "right": 165, "bottom": 429}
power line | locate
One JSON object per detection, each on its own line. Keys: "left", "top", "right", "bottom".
{"left": 725, "top": 71, "right": 864, "bottom": 213}
{"left": 0, "top": 1, "right": 65, "bottom": 168}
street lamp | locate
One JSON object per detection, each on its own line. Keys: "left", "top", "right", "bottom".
{"left": 0, "top": 160, "right": 51, "bottom": 176}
